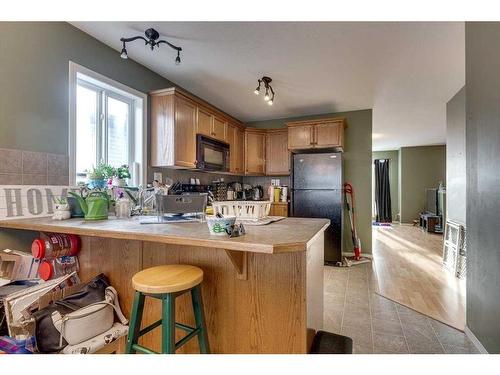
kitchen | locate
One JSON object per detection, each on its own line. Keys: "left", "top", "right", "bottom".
{"left": 0, "top": 22, "right": 373, "bottom": 357}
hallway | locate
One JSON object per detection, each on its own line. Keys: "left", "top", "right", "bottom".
{"left": 372, "top": 225, "right": 465, "bottom": 329}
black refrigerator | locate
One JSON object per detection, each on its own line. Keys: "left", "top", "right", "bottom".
{"left": 291, "top": 152, "right": 343, "bottom": 265}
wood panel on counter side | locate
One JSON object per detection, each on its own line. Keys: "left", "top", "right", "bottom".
{"left": 74, "top": 237, "right": 324, "bottom": 353}
{"left": 139, "top": 243, "right": 310, "bottom": 353}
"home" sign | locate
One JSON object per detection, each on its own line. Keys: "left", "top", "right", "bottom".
{"left": 0, "top": 186, "right": 72, "bottom": 220}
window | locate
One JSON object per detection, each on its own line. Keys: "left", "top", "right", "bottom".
{"left": 69, "top": 62, "right": 146, "bottom": 186}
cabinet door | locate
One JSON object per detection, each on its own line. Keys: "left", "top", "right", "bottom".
{"left": 226, "top": 124, "right": 237, "bottom": 173}
{"left": 150, "top": 94, "right": 174, "bottom": 166}
{"left": 288, "top": 125, "right": 313, "bottom": 149}
{"left": 197, "top": 108, "right": 213, "bottom": 137}
{"left": 245, "top": 131, "right": 265, "bottom": 175}
{"left": 234, "top": 127, "right": 245, "bottom": 174}
{"left": 174, "top": 97, "right": 197, "bottom": 168}
{"left": 212, "top": 116, "right": 226, "bottom": 141}
{"left": 315, "top": 122, "right": 341, "bottom": 148}
{"left": 266, "top": 130, "right": 290, "bottom": 175}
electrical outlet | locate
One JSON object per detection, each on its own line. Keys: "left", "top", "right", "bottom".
{"left": 153, "top": 172, "right": 162, "bottom": 183}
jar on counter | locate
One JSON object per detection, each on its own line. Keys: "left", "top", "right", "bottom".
{"left": 226, "top": 186, "right": 235, "bottom": 200}
{"left": 31, "top": 232, "right": 80, "bottom": 260}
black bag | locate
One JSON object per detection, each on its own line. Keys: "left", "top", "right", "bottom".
{"left": 32, "top": 274, "right": 110, "bottom": 353}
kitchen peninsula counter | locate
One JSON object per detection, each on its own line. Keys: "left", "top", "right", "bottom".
{"left": 0, "top": 217, "right": 329, "bottom": 354}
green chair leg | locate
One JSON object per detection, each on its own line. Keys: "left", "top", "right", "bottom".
{"left": 191, "top": 285, "right": 210, "bottom": 354}
{"left": 126, "top": 291, "right": 145, "bottom": 354}
{"left": 162, "top": 294, "right": 176, "bottom": 354}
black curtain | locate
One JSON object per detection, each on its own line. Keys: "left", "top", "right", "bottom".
{"left": 374, "top": 159, "right": 392, "bottom": 223}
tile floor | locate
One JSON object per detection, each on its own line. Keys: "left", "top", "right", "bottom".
{"left": 323, "top": 263, "right": 479, "bottom": 354}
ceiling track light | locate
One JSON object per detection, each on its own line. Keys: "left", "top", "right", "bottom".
{"left": 119, "top": 28, "right": 182, "bottom": 65}
{"left": 253, "top": 76, "right": 275, "bottom": 106}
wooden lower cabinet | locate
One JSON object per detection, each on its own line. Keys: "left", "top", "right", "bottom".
{"left": 266, "top": 129, "right": 290, "bottom": 175}
{"left": 245, "top": 129, "right": 266, "bottom": 175}
{"left": 270, "top": 202, "right": 288, "bottom": 217}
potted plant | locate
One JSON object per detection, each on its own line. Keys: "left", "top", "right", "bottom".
{"left": 86, "top": 162, "right": 115, "bottom": 189}
{"left": 112, "top": 164, "right": 131, "bottom": 187}
{"left": 52, "top": 197, "right": 71, "bottom": 220}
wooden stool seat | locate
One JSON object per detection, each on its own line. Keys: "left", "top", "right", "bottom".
{"left": 132, "top": 264, "right": 203, "bottom": 294}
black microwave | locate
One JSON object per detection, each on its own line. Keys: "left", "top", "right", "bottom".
{"left": 196, "top": 135, "right": 230, "bottom": 172}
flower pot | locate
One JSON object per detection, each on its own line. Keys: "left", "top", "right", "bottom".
{"left": 112, "top": 177, "right": 126, "bottom": 187}
{"left": 88, "top": 178, "right": 107, "bottom": 189}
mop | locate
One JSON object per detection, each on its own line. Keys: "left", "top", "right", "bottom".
{"left": 342, "top": 183, "right": 371, "bottom": 267}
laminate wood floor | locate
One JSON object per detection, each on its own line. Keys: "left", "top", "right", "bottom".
{"left": 371, "top": 225, "right": 466, "bottom": 330}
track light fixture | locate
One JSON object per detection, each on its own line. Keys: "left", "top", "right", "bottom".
{"left": 253, "top": 76, "right": 275, "bottom": 105}
{"left": 119, "top": 28, "right": 182, "bottom": 65}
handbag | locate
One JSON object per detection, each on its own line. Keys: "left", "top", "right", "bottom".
{"left": 51, "top": 286, "right": 128, "bottom": 346}
{"left": 32, "top": 273, "right": 110, "bottom": 353}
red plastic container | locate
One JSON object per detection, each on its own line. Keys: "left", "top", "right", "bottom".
{"left": 31, "top": 232, "right": 80, "bottom": 260}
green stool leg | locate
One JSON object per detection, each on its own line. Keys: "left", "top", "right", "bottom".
{"left": 191, "top": 285, "right": 210, "bottom": 353}
{"left": 162, "top": 293, "right": 176, "bottom": 354}
{"left": 126, "top": 291, "right": 145, "bottom": 354}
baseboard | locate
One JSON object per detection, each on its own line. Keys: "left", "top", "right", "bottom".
{"left": 464, "top": 326, "right": 489, "bottom": 354}
{"left": 342, "top": 252, "right": 373, "bottom": 259}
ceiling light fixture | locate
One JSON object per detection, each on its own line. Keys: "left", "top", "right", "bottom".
{"left": 253, "top": 76, "right": 275, "bottom": 106}
{"left": 119, "top": 28, "right": 182, "bottom": 65}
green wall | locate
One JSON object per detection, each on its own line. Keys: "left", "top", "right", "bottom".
{"left": 399, "top": 145, "right": 446, "bottom": 223}
{"left": 372, "top": 150, "right": 399, "bottom": 222}
{"left": 0, "top": 22, "right": 176, "bottom": 250}
{"left": 0, "top": 22, "right": 176, "bottom": 154}
{"left": 247, "top": 109, "right": 373, "bottom": 254}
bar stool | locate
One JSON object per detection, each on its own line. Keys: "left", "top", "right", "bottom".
{"left": 125, "top": 264, "right": 210, "bottom": 354}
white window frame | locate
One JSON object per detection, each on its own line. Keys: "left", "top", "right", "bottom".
{"left": 68, "top": 61, "right": 147, "bottom": 187}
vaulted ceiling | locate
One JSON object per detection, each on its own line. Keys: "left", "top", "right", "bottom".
{"left": 71, "top": 22, "right": 464, "bottom": 150}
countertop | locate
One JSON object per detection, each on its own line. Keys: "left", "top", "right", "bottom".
{"left": 0, "top": 216, "right": 330, "bottom": 254}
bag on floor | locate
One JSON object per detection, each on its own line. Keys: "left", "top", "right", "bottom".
{"left": 32, "top": 273, "right": 110, "bottom": 353}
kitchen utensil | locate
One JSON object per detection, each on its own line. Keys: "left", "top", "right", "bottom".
{"left": 252, "top": 186, "right": 264, "bottom": 200}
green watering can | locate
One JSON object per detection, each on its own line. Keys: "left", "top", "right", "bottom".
{"left": 68, "top": 191, "right": 109, "bottom": 221}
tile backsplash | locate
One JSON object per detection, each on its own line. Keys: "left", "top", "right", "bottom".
{"left": 0, "top": 148, "right": 69, "bottom": 185}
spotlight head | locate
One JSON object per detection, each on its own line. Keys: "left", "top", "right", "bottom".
{"left": 120, "top": 47, "right": 128, "bottom": 59}
{"left": 264, "top": 94, "right": 270, "bottom": 101}
{"left": 268, "top": 99, "right": 273, "bottom": 106}
{"left": 254, "top": 88, "right": 260, "bottom": 95}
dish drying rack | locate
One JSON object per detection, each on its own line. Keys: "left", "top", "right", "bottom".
{"left": 212, "top": 201, "right": 272, "bottom": 222}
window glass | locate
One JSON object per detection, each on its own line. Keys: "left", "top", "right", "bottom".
{"left": 76, "top": 85, "right": 98, "bottom": 180}
{"left": 107, "top": 96, "right": 130, "bottom": 168}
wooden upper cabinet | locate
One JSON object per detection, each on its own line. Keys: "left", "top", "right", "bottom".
{"left": 150, "top": 92, "right": 196, "bottom": 168}
{"left": 197, "top": 108, "right": 213, "bottom": 137}
{"left": 150, "top": 87, "right": 244, "bottom": 169}
{"left": 212, "top": 116, "right": 226, "bottom": 142}
{"left": 234, "top": 126, "right": 245, "bottom": 174}
{"left": 226, "top": 123, "right": 245, "bottom": 175}
{"left": 266, "top": 129, "right": 290, "bottom": 175}
{"left": 196, "top": 108, "right": 226, "bottom": 141}
{"left": 288, "top": 125, "right": 313, "bottom": 149}
{"left": 245, "top": 129, "right": 266, "bottom": 175}
{"left": 226, "top": 123, "right": 236, "bottom": 173}
{"left": 287, "top": 118, "right": 346, "bottom": 151}
{"left": 174, "top": 97, "right": 197, "bottom": 168}
{"left": 315, "top": 122, "right": 342, "bottom": 148}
